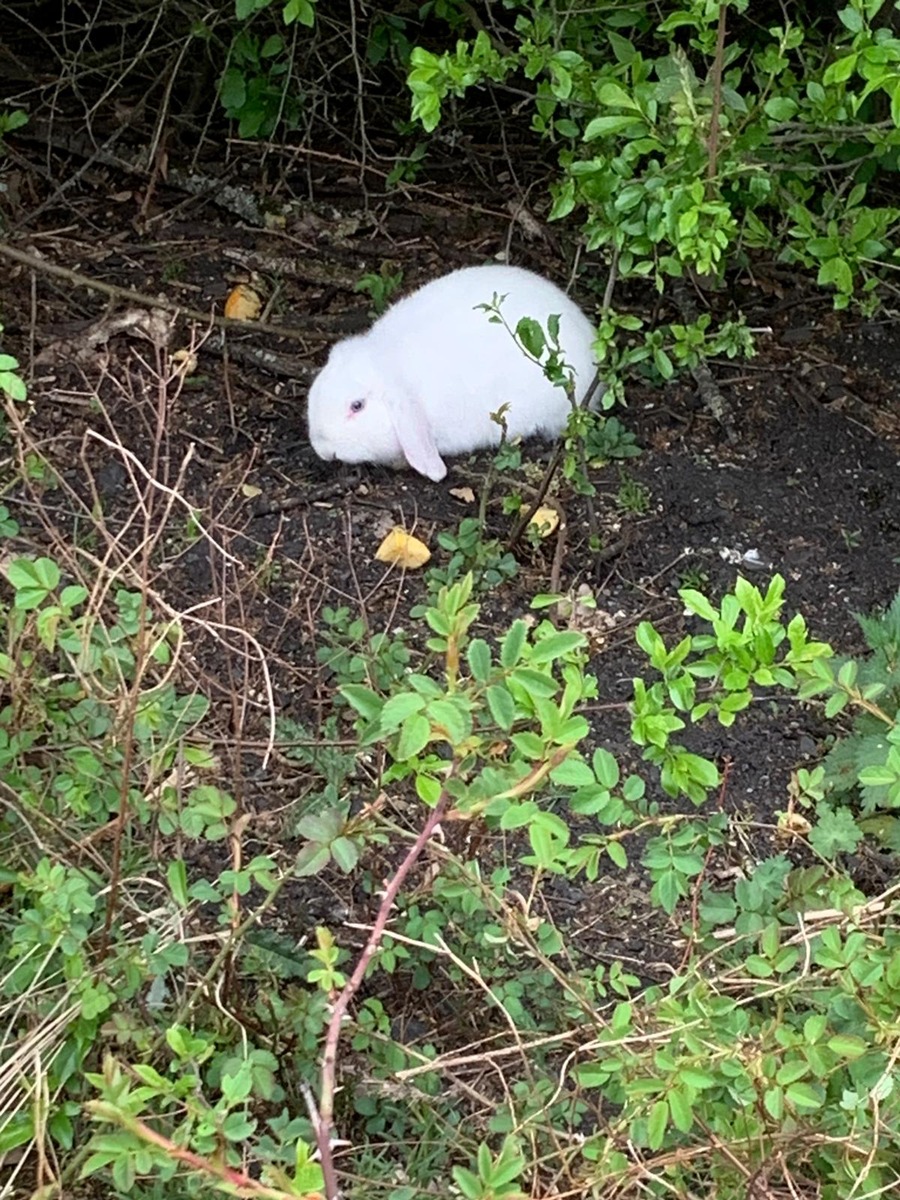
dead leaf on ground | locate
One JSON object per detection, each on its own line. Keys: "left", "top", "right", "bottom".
{"left": 528, "top": 505, "right": 560, "bottom": 537}
{"left": 449, "top": 486, "right": 476, "bottom": 504}
{"left": 375, "top": 527, "right": 431, "bottom": 569}
{"left": 225, "top": 284, "right": 263, "bottom": 322}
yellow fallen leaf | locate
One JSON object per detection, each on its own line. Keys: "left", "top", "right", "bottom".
{"left": 225, "top": 284, "right": 262, "bottom": 322}
{"left": 241, "top": 483, "right": 262, "bottom": 498}
{"left": 528, "top": 505, "right": 560, "bottom": 537}
{"left": 375, "top": 527, "right": 431, "bottom": 569}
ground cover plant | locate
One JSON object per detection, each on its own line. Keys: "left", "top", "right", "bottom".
{"left": 3, "top": 471, "right": 900, "bottom": 1197}
{"left": 2, "top": 0, "right": 900, "bottom": 1197}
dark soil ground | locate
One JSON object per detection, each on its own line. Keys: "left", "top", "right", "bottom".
{"left": 4, "top": 168, "right": 900, "bottom": 929}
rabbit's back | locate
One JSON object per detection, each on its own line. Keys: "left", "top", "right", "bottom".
{"left": 367, "top": 265, "right": 596, "bottom": 455}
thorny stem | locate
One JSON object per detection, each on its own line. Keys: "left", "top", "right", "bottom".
{"left": 315, "top": 784, "right": 453, "bottom": 1200}
{"left": 85, "top": 1104, "right": 313, "bottom": 1199}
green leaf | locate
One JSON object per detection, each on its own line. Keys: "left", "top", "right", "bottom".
{"left": 776, "top": 1060, "right": 809, "bottom": 1086}
{"left": 517, "top": 317, "right": 545, "bottom": 358}
{"left": 607, "top": 840, "right": 628, "bottom": 869}
{"left": 283, "top": 0, "right": 316, "bottom": 26}
{"left": 679, "top": 588, "right": 717, "bottom": 621}
{"left": 817, "top": 256, "right": 853, "bottom": 295}
{"left": 499, "top": 801, "right": 539, "bottom": 829}
{"left": 487, "top": 685, "right": 516, "bottom": 731}
{"left": 554, "top": 118, "right": 580, "bottom": 139}
{"left": 167, "top": 860, "right": 189, "bottom": 907}
{"left": 60, "top": 584, "right": 88, "bottom": 608}
{"left": 509, "top": 667, "right": 559, "bottom": 698}
{"left": 0, "top": 372, "right": 27, "bottom": 402}
{"left": 550, "top": 756, "right": 595, "bottom": 787}
{"left": 678, "top": 1067, "right": 715, "bottom": 1089}
{"left": 804, "top": 1014, "right": 827, "bottom": 1043}
{"left": 467, "top": 638, "right": 492, "bottom": 681}
{"left": 597, "top": 81, "right": 639, "bottom": 110}
{"left": 528, "top": 818, "right": 566, "bottom": 867}
{"left": 294, "top": 843, "right": 331, "bottom": 877}
{"left": 550, "top": 64, "right": 572, "bottom": 100}
{"left": 511, "top": 731, "right": 545, "bottom": 759}
{"left": 549, "top": 179, "right": 576, "bottom": 220}
{"left": 838, "top": 4, "right": 864, "bottom": 31}
{"left": 530, "top": 631, "right": 586, "bottom": 664}
{"left": 331, "top": 836, "right": 359, "bottom": 872}
{"left": 608, "top": 30, "right": 635, "bottom": 63}
{"left": 0, "top": 1114, "right": 33, "bottom": 1156}
{"left": 764, "top": 1086, "right": 784, "bottom": 1119}
{"left": 451, "top": 1166, "right": 482, "bottom": 1200}
{"left": 859, "top": 765, "right": 898, "bottom": 786}
{"left": 339, "top": 684, "right": 383, "bottom": 721}
{"left": 809, "top": 804, "right": 862, "bottom": 858}
{"left": 652, "top": 869, "right": 683, "bottom": 915}
{"left": 3, "top": 111, "right": 28, "bottom": 132}
{"left": 635, "top": 621, "right": 664, "bottom": 659}
{"left": 592, "top": 747, "right": 620, "bottom": 787}
{"left": 222, "top": 1111, "right": 257, "bottom": 1140}
{"left": 764, "top": 96, "right": 798, "bottom": 120}
{"left": 295, "top": 810, "right": 341, "bottom": 842}
{"left": 415, "top": 774, "right": 443, "bottom": 806}
{"left": 668, "top": 1087, "right": 693, "bottom": 1133}
{"left": 427, "top": 698, "right": 470, "bottom": 744}
{"left": 381, "top": 692, "right": 425, "bottom": 731}
{"left": 219, "top": 66, "right": 247, "bottom": 110}
{"left": 786, "top": 1081, "right": 824, "bottom": 1111}
{"left": 647, "top": 1098, "right": 669, "bottom": 1149}
{"left": 584, "top": 114, "right": 644, "bottom": 140}
{"left": 396, "top": 712, "right": 431, "bottom": 760}
{"left": 9, "top": 556, "right": 60, "bottom": 609}
{"left": 745, "top": 955, "right": 774, "bottom": 977}
{"left": 826, "top": 1034, "right": 868, "bottom": 1059}
{"left": 501, "top": 620, "right": 527, "bottom": 667}
{"left": 261, "top": 34, "right": 285, "bottom": 57}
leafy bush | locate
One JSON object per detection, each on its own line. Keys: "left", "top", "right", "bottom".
{"left": 407, "top": 2, "right": 900, "bottom": 308}
{"left": 7, "top": 534, "right": 900, "bottom": 1198}
{"left": 799, "top": 588, "right": 900, "bottom": 853}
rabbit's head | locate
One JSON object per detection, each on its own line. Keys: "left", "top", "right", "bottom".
{"left": 306, "top": 337, "right": 447, "bottom": 481}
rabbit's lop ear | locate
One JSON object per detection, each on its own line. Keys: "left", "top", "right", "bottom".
{"left": 391, "top": 393, "right": 447, "bottom": 482}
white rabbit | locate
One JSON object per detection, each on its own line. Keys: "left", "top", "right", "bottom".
{"left": 306, "top": 264, "right": 598, "bottom": 482}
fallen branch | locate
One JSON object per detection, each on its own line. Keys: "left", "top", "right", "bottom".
{"left": 0, "top": 241, "right": 361, "bottom": 341}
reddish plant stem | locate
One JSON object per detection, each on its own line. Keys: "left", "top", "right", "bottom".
{"left": 315, "top": 787, "right": 452, "bottom": 1199}
{"left": 85, "top": 1105, "right": 314, "bottom": 1199}
{"left": 682, "top": 755, "right": 734, "bottom": 969}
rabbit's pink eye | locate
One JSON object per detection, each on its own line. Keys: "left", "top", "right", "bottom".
{"left": 350, "top": 399, "right": 365, "bottom": 413}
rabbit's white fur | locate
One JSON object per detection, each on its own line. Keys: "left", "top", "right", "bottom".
{"left": 307, "top": 264, "right": 598, "bottom": 482}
